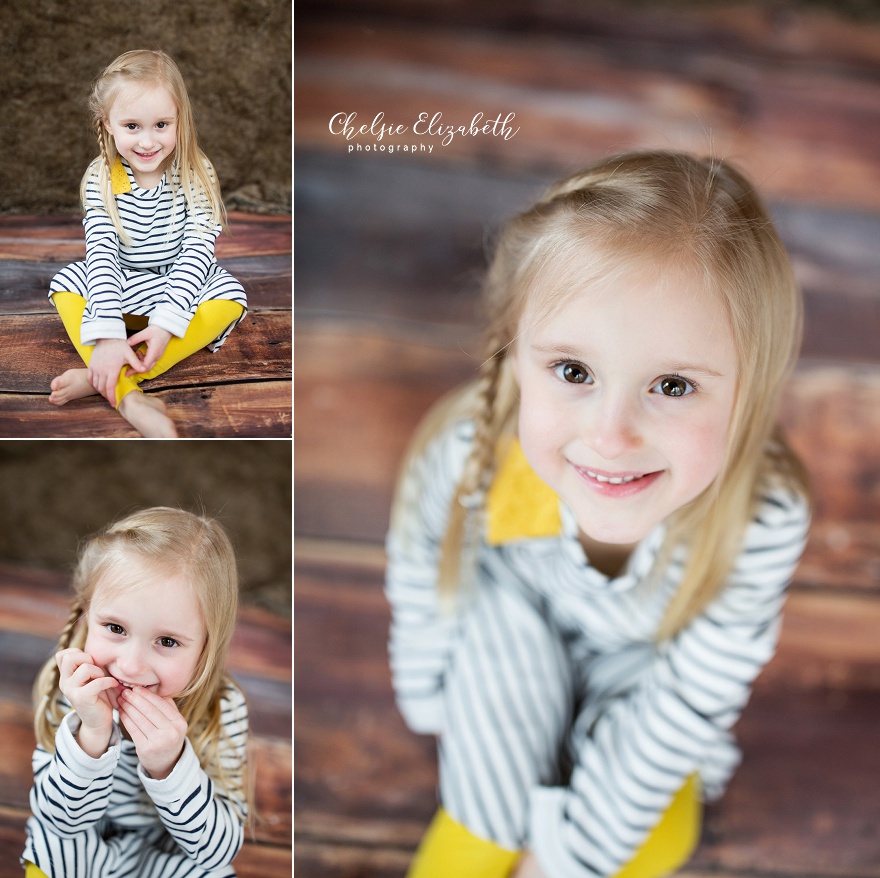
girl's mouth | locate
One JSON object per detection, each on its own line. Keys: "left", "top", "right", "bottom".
{"left": 134, "top": 150, "right": 160, "bottom": 160}
{"left": 114, "top": 678, "right": 157, "bottom": 691}
{"left": 572, "top": 465, "right": 662, "bottom": 496}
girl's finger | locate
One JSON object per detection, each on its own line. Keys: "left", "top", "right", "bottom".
{"left": 120, "top": 688, "right": 166, "bottom": 729}
{"left": 118, "top": 705, "right": 146, "bottom": 745}
{"left": 128, "top": 686, "right": 180, "bottom": 722}
{"left": 83, "top": 676, "right": 119, "bottom": 697}
{"left": 65, "top": 661, "right": 106, "bottom": 689}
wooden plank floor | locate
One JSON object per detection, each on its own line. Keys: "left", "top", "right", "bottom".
{"left": 0, "top": 212, "right": 291, "bottom": 438}
{"left": 0, "top": 564, "right": 292, "bottom": 877}
{"left": 295, "top": 3, "right": 880, "bottom": 876}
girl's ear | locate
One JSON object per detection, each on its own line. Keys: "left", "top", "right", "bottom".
{"left": 103, "top": 117, "right": 113, "bottom": 134}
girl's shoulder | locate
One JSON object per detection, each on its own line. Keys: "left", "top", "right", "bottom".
{"left": 410, "top": 383, "right": 480, "bottom": 461}
{"left": 218, "top": 675, "right": 248, "bottom": 712}
{"left": 752, "top": 475, "right": 810, "bottom": 531}
{"left": 400, "top": 383, "right": 480, "bottom": 490}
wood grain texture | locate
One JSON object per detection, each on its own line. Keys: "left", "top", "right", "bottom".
{"left": 0, "top": 312, "right": 290, "bottom": 394}
{"left": 296, "top": 15, "right": 880, "bottom": 210}
{"left": 0, "top": 382, "right": 291, "bottom": 438}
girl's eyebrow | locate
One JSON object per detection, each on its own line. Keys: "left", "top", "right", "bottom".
{"left": 662, "top": 362, "right": 725, "bottom": 378}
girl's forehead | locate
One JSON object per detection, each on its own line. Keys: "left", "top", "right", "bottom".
{"left": 109, "top": 82, "right": 178, "bottom": 117}
{"left": 90, "top": 562, "right": 198, "bottom": 609}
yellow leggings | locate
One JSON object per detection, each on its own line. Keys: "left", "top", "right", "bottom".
{"left": 51, "top": 291, "right": 245, "bottom": 408}
{"left": 407, "top": 774, "right": 701, "bottom": 878}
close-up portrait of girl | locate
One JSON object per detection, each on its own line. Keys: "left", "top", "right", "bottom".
{"left": 386, "top": 150, "right": 811, "bottom": 878}
{"left": 24, "top": 507, "right": 248, "bottom": 878}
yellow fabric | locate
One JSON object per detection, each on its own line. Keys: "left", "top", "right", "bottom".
{"left": 24, "top": 864, "right": 49, "bottom": 878}
{"left": 486, "top": 438, "right": 562, "bottom": 545}
{"left": 111, "top": 156, "right": 132, "bottom": 194}
{"left": 407, "top": 808, "right": 521, "bottom": 878}
{"left": 51, "top": 291, "right": 244, "bottom": 407}
{"left": 615, "top": 774, "right": 701, "bottom": 878}
{"left": 409, "top": 776, "right": 700, "bottom": 878}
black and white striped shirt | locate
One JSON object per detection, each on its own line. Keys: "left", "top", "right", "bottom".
{"left": 386, "top": 417, "right": 809, "bottom": 876}
{"left": 23, "top": 680, "right": 248, "bottom": 878}
{"left": 52, "top": 157, "right": 246, "bottom": 351}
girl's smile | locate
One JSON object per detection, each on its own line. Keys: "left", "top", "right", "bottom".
{"left": 572, "top": 465, "right": 663, "bottom": 496}
{"left": 513, "top": 254, "right": 738, "bottom": 550}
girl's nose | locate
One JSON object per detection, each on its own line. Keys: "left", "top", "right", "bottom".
{"left": 583, "top": 393, "right": 643, "bottom": 460}
{"left": 116, "top": 645, "right": 149, "bottom": 679}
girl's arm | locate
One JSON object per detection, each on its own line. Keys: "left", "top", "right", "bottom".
{"left": 385, "top": 416, "right": 475, "bottom": 735}
{"left": 138, "top": 683, "right": 249, "bottom": 870}
{"left": 148, "top": 180, "right": 221, "bottom": 340}
{"left": 80, "top": 172, "right": 128, "bottom": 346}
{"left": 527, "top": 489, "right": 810, "bottom": 878}
{"left": 29, "top": 710, "right": 121, "bottom": 838}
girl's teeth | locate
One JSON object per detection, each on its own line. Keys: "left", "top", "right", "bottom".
{"left": 587, "top": 471, "right": 641, "bottom": 485}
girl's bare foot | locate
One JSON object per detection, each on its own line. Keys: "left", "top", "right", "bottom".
{"left": 49, "top": 369, "right": 97, "bottom": 406}
{"left": 118, "top": 392, "right": 178, "bottom": 438}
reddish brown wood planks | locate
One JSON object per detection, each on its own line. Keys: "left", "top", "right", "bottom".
{"left": 296, "top": 16, "right": 880, "bottom": 210}
{"left": 0, "top": 312, "right": 290, "bottom": 394}
{"left": 0, "top": 381, "right": 291, "bottom": 438}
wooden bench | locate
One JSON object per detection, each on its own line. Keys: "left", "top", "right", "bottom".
{"left": 295, "top": 2, "right": 880, "bottom": 875}
{"left": 0, "top": 564, "right": 292, "bottom": 877}
{"left": 0, "top": 213, "right": 291, "bottom": 437}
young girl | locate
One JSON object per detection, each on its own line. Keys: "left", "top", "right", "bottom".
{"left": 385, "top": 151, "right": 810, "bottom": 878}
{"left": 48, "top": 50, "right": 248, "bottom": 438}
{"left": 22, "top": 507, "right": 248, "bottom": 878}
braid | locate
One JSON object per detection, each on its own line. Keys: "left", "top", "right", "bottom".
{"left": 96, "top": 119, "right": 111, "bottom": 172}
{"left": 33, "top": 600, "right": 85, "bottom": 751}
{"left": 438, "top": 331, "right": 511, "bottom": 599}
{"left": 459, "top": 332, "right": 507, "bottom": 500}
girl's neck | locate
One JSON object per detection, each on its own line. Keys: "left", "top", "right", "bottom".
{"left": 129, "top": 157, "right": 171, "bottom": 189}
{"left": 578, "top": 531, "right": 637, "bottom": 578}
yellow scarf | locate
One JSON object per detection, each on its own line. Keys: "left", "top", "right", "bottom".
{"left": 485, "top": 438, "right": 562, "bottom": 545}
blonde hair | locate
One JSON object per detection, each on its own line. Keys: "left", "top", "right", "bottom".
{"left": 405, "top": 150, "right": 808, "bottom": 639}
{"left": 81, "top": 49, "right": 226, "bottom": 242}
{"left": 33, "top": 507, "right": 245, "bottom": 812}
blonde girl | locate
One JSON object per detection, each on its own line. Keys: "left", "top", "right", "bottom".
{"left": 385, "top": 150, "right": 810, "bottom": 878}
{"left": 22, "top": 507, "right": 248, "bottom": 878}
{"left": 48, "top": 50, "right": 248, "bottom": 438}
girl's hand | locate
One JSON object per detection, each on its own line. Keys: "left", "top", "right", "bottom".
{"left": 55, "top": 648, "right": 119, "bottom": 756}
{"left": 127, "top": 325, "right": 173, "bottom": 372}
{"left": 511, "top": 852, "right": 546, "bottom": 878}
{"left": 118, "top": 686, "right": 188, "bottom": 780}
{"left": 88, "top": 338, "right": 145, "bottom": 405}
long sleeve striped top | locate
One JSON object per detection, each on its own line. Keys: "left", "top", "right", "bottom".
{"left": 23, "top": 680, "right": 248, "bottom": 878}
{"left": 71, "top": 157, "right": 243, "bottom": 347}
{"left": 385, "top": 416, "right": 809, "bottom": 877}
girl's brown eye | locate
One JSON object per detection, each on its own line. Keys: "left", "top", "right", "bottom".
{"left": 657, "top": 376, "right": 692, "bottom": 397}
{"left": 560, "top": 363, "right": 589, "bottom": 384}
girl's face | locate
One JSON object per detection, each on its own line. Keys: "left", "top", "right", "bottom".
{"left": 104, "top": 84, "right": 178, "bottom": 188}
{"left": 513, "top": 255, "right": 738, "bottom": 551}
{"left": 83, "top": 569, "right": 207, "bottom": 698}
